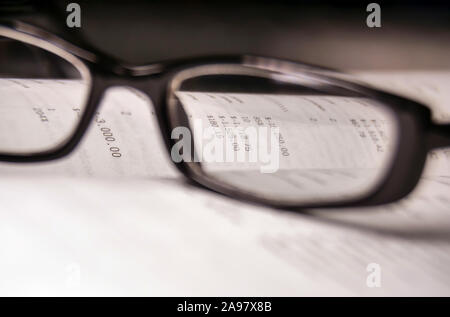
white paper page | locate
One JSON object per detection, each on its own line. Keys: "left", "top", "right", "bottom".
{"left": 175, "top": 92, "right": 395, "bottom": 171}
{"left": 354, "top": 71, "right": 450, "bottom": 123}
{"left": 0, "top": 174, "right": 450, "bottom": 296}
{"left": 0, "top": 73, "right": 449, "bottom": 296}
{"left": 175, "top": 91, "right": 400, "bottom": 201}
{"left": 354, "top": 71, "right": 450, "bottom": 176}
{"left": 0, "top": 80, "right": 178, "bottom": 178}
{"left": 0, "top": 78, "right": 403, "bottom": 202}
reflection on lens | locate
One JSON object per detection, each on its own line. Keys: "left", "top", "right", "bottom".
{"left": 0, "top": 28, "right": 90, "bottom": 154}
{"left": 169, "top": 66, "right": 399, "bottom": 204}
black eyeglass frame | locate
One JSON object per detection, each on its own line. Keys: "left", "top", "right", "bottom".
{"left": 1, "top": 20, "right": 449, "bottom": 210}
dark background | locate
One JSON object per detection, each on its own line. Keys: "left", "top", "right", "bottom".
{"left": 1, "top": 0, "right": 449, "bottom": 70}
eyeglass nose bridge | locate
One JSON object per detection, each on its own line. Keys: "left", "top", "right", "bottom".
{"left": 85, "top": 70, "right": 178, "bottom": 150}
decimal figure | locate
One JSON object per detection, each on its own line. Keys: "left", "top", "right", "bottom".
{"left": 94, "top": 114, "right": 122, "bottom": 158}
{"left": 110, "top": 146, "right": 121, "bottom": 158}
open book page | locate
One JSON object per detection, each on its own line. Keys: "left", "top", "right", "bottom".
{"left": 354, "top": 71, "right": 450, "bottom": 176}
{"left": 175, "top": 91, "right": 397, "bottom": 202}
{"left": 0, "top": 73, "right": 450, "bottom": 295}
{"left": 1, "top": 170, "right": 450, "bottom": 296}
{"left": 354, "top": 71, "right": 450, "bottom": 123}
{"left": 0, "top": 80, "right": 178, "bottom": 178}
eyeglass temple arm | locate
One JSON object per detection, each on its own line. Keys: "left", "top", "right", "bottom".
{"left": 427, "top": 123, "right": 450, "bottom": 150}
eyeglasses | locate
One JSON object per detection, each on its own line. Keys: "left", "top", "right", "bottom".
{"left": 1, "top": 21, "right": 449, "bottom": 210}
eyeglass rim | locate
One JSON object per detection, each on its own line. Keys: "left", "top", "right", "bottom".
{"left": 0, "top": 20, "right": 442, "bottom": 210}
